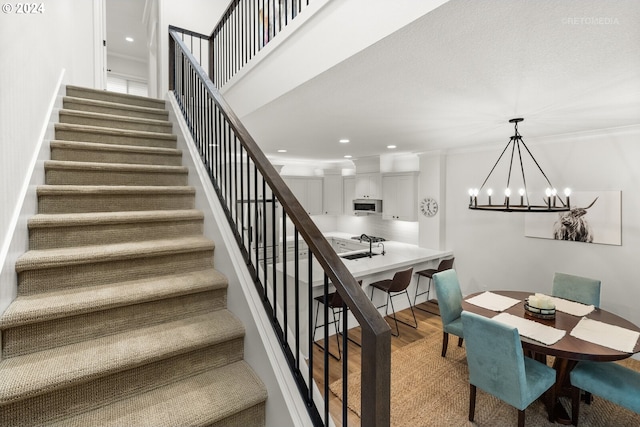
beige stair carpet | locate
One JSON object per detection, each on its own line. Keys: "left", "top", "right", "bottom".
{"left": 0, "top": 86, "right": 267, "bottom": 426}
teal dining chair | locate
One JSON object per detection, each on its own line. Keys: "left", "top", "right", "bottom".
{"left": 432, "top": 269, "right": 464, "bottom": 357}
{"left": 552, "top": 272, "right": 601, "bottom": 307}
{"left": 570, "top": 361, "right": 640, "bottom": 424}
{"left": 461, "top": 311, "right": 557, "bottom": 427}
{"left": 552, "top": 273, "right": 602, "bottom": 405}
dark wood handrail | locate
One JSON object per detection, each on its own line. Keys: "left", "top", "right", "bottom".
{"left": 169, "top": 27, "right": 390, "bottom": 427}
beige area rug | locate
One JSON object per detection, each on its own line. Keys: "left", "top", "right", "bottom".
{"left": 329, "top": 330, "right": 640, "bottom": 427}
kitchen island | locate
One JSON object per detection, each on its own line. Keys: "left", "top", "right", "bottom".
{"left": 269, "top": 232, "right": 453, "bottom": 356}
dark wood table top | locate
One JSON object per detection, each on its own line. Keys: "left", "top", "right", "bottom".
{"left": 462, "top": 290, "right": 640, "bottom": 362}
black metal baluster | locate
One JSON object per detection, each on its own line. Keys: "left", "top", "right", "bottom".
{"left": 307, "top": 249, "right": 313, "bottom": 403}
{"left": 276, "top": 194, "right": 285, "bottom": 344}
{"left": 234, "top": 136, "right": 239, "bottom": 228}
{"left": 342, "top": 294, "right": 348, "bottom": 425}
{"left": 206, "top": 97, "right": 213, "bottom": 177}
{"left": 261, "top": 176, "right": 268, "bottom": 296}
{"left": 246, "top": 155, "right": 251, "bottom": 260}
{"left": 294, "top": 228, "right": 300, "bottom": 369}
{"left": 225, "top": 123, "right": 231, "bottom": 203}
{"left": 253, "top": 163, "right": 259, "bottom": 277}
{"left": 239, "top": 145, "right": 245, "bottom": 248}
{"left": 323, "top": 273, "right": 330, "bottom": 425}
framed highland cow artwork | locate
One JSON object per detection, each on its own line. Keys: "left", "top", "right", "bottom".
{"left": 524, "top": 191, "right": 622, "bottom": 246}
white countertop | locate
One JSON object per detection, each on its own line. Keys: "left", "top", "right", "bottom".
{"left": 276, "top": 231, "right": 453, "bottom": 287}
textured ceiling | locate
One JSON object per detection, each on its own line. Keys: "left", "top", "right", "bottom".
{"left": 240, "top": 0, "right": 640, "bottom": 163}
{"left": 104, "top": 0, "right": 640, "bottom": 164}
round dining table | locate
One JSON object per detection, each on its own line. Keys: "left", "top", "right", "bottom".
{"left": 462, "top": 290, "right": 640, "bottom": 424}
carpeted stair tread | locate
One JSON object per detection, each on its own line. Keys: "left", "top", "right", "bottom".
{"left": 44, "top": 160, "right": 189, "bottom": 186}
{"left": 37, "top": 184, "right": 195, "bottom": 195}
{"left": 55, "top": 123, "right": 176, "bottom": 141}
{"left": 55, "top": 123, "right": 177, "bottom": 149}
{"left": 28, "top": 210, "right": 204, "bottom": 249}
{"left": 45, "top": 160, "right": 188, "bottom": 174}
{"left": 0, "top": 342, "right": 247, "bottom": 427}
{"left": 59, "top": 109, "right": 173, "bottom": 133}
{"left": 65, "top": 85, "right": 166, "bottom": 109}
{"left": 0, "top": 310, "right": 245, "bottom": 405}
{"left": 50, "top": 140, "right": 182, "bottom": 166}
{"left": 0, "top": 268, "right": 226, "bottom": 328}
{"left": 46, "top": 361, "right": 267, "bottom": 427}
{"left": 15, "top": 236, "right": 215, "bottom": 272}
{"left": 36, "top": 185, "right": 196, "bottom": 214}
{"left": 29, "top": 209, "right": 203, "bottom": 228}
{"left": 63, "top": 96, "right": 169, "bottom": 120}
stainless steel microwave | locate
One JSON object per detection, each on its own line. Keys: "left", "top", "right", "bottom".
{"left": 353, "top": 199, "right": 382, "bottom": 214}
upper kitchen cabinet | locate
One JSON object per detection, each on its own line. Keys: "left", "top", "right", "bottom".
{"left": 343, "top": 176, "right": 355, "bottom": 215}
{"left": 354, "top": 173, "right": 381, "bottom": 199}
{"left": 283, "top": 176, "right": 323, "bottom": 215}
{"left": 322, "top": 174, "right": 343, "bottom": 215}
{"left": 382, "top": 172, "right": 418, "bottom": 221}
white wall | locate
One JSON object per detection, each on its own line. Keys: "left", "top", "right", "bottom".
{"left": 418, "top": 151, "right": 446, "bottom": 250}
{"left": 0, "top": 0, "right": 98, "bottom": 313}
{"left": 445, "top": 126, "right": 640, "bottom": 329}
{"left": 107, "top": 53, "right": 147, "bottom": 80}
{"left": 152, "top": 0, "right": 228, "bottom": 98}
{"left": 222, "top": 0, "right": 448, "bottom": 118}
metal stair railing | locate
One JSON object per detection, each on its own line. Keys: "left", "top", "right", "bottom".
{"left": 169, "top": 26, "right": 391, "bottom": 427}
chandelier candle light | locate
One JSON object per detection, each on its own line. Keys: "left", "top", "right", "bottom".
{"left": 468, "top": 118, "right": 571, "bottom": 212}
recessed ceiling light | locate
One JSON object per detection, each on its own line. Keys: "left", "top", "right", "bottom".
{"left": 125, "top": 37, "right": 134, "bottom": 42}
{"left": 344, "top": 155, "right": 352, "bottom": 159}
{"left": 277, "top": 149, "right": 287, "bottom": 153}
{"left": 339, "top": 139, "right": 350, "bottom": 144}
{"left": 387, "top": 145, "right": 397, "bottom": 149}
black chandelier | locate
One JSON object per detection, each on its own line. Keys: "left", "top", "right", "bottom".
{"left": 468, "top": 118, "right": 570, "bottom": 212}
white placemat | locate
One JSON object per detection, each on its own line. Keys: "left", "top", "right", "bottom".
{"left": 465, "top": 291, "right": 521, "bottom": 312}
{"left": 548, "top": 296, "right": 595, "bottom": 317}
{"left": 570, "top": 317, "right": 640, "bottom": 353}
{"left": 492, "top": 312, "right": 566, "bottom": 345}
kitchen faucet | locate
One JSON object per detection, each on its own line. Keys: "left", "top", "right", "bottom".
{"left": 377, "top": 242, "right": 386, "bottom": 256}
{"left": 359, "top": 233, "right": 373, "bottom": 257}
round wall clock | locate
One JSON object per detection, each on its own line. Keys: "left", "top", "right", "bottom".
{"left": 420, "top": 197, "right": 439, "bottom": 217}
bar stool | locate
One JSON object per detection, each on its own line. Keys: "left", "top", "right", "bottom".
{"left": 414, "top": 257, "right": 455, "bottom": 312}
{"left": 369, "top": 267, "right": 416, "bottom": 337}
{"left": 312, "top": 280, "right": 362, "bottom": 359}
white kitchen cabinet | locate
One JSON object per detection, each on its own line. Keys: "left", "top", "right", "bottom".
{"left": 354, "top": 173, "right": 381, "bottom": 199}
{"left": 281, "top": 239, "right": 309, "bottom": 261}
{"left": 306, "top": 179, "right": 323, "bottom": 215}
{"left": 322, "top": 174, "right": 343, "bottom": 215}
{"left": 343, "top": 176, "right": 355, "bottom": 215}
{"left": 330, "top": 238, "right": 347, "bottom": 253}
{"left": 330, "top": 237, "right": 367, "bottom": 253}
{"left": 344, "top": 239, "right": 367, "bottom": 251}
{"left": 382, "top": 172, "right": 418, "bottom": 221}
{"left": 283, "top": 177, "right": 323, "bottom": 215}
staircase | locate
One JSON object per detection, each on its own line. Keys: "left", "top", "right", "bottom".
{"left": 0, "top": 86, "right": 268, "bottom": 426}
